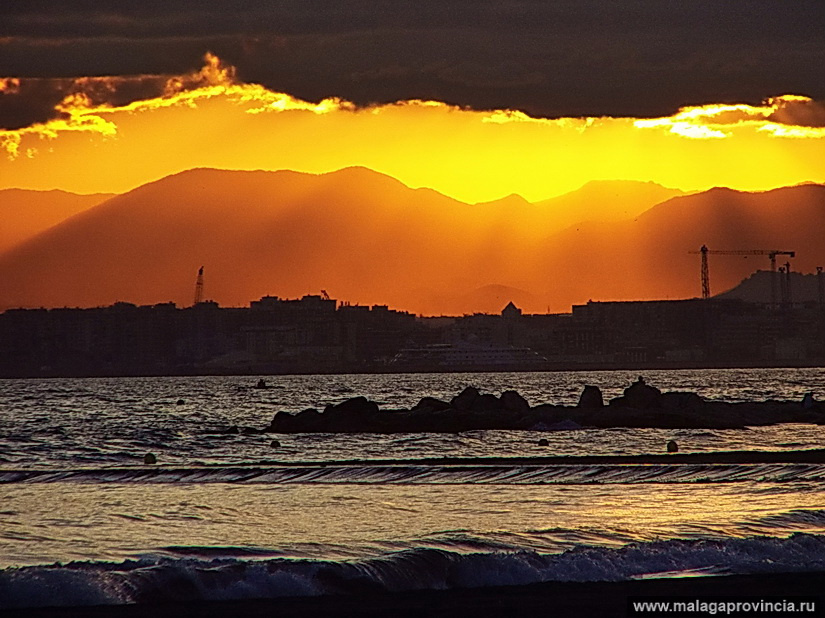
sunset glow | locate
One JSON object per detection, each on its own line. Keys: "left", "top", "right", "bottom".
{"left": 1, "top": 55, "right": 823, "bottom": 204}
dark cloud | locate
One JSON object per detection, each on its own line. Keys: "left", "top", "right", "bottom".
{"left": 0, "top": 74, "right": 175, "bottom": 130}
{"left": 0, "top": 78, "right": 67, "bottom": 130}
{"left": 1, "top": 1, "right": 824, "bottom": 127}
{"left": 768, "top": 97, "right": 825, "bottom": 128}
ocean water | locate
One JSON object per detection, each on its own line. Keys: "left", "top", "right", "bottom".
{"left": 2, "top": 369, "right": 825, "bottom": 608}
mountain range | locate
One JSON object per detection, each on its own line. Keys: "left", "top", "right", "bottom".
{"left": 0, "top": 189, "right": 114, "bottom": 254}
{"left": 0, "top": 167, "right": 822, "bottom": 315}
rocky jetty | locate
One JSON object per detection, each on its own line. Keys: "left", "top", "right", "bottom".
{"left": 262, "top": 378, "right": 825, "bottom": 434}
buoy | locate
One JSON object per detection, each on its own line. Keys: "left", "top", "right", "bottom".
{"left": 144, "top": 452, "right": 157, "bottom": 464}
{"left": 176, "top": 399, "right": 185, "bottom": 405}
{"left": 537, "top": 438, "right": 549, "bottom": 446}
{"left": 667, "top": 440, "right": 678, "bottom": 453}
{"left": 270, "top": 440, "right": 281, "bottom": 448}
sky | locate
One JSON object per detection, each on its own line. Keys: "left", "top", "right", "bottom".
{"left": 1, "top": 2, "right": 825, "bottom": 313}
{"left": 1, "top": 2, "right": 825, "bottom": 202}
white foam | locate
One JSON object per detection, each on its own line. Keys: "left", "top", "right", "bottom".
{"left": 3, "top": 533, "right": 825, "bottom": 609}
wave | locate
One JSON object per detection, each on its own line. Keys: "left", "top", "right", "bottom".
{"left": 2, "top": 534, "right": 825, "bottom": 609}
{"left": 3, "top": 462, "right": 825, "bottom": 485}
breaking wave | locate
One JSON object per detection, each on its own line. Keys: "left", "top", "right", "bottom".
{"left": 3, "top": 462, "right": 825, "bottom": 485}
{"left": 2, "top": 534, "right": 825, "bottom": 609}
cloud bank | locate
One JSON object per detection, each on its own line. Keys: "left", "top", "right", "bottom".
{"left": 1, "top": 55, "right": 824, "bottom": 202}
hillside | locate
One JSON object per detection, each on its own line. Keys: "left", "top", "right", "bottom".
{"left": 533, "top": 180, "right": 685, "bottom": 229}
{"left": 0, "top": 168, "right": 822, "bottom": 314}
{"left": 0, "top": 189, "right": 114, "bottom": 254}
{"left": 530, "top": 185, "right": 825, "bottom": 304}
{"left": 717, "top": 270, "right": 824, "bottom": 304}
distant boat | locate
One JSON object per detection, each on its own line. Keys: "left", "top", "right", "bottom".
{"left": 389, "top": 342, "right": 547, "bottom": 371}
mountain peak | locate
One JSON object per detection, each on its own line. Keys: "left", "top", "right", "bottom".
{"left": 473, "top": 193, "right": 531, "bottom": 208}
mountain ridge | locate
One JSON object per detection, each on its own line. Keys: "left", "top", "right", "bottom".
{"left": 0, "top": 188, "right": 115, "bottom": 255}
{"left": 1, "top": 168, "right": 822, "bottom": 315}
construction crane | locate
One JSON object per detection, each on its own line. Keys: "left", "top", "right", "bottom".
{"left": 689, "top": 246, "right": 795, "bottom": 301}
{"left": 778, "top": 263, "right": 793, "bottom": 307}
{"left": 320, "top": 289, "right": 331, "bottom": 301}
{"left": 193, "top": 266, "right": 204, "bottom": 305}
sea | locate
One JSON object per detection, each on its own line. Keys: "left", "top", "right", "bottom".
{"left": 2, "top": 368, "right": 825, "bottom": 609}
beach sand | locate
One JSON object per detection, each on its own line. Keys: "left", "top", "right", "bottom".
{"left": 4, "top": 571, "right": 823, "bottom": 618}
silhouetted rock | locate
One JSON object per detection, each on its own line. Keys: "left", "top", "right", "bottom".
{"left": 610, "top": 376, "right": 662, "bottom": 409}
{"left": 201, "top": 425, "right": 241, "bottom": 435}
{"left": 667, "top": 440, "right": 679, "bottom": 453}
{"left": 267, "top": 407, "right": 322, "bottom": 432}
{"left": 412, "top": 397, "right": 451, "bottom": 412}
{"left": 544, "top": 419, "right": 584, "bottom": 431}
{"left": 578, "top": 385, "right": 603, "bottom": 408}
{"left": 660, "top": 391, "right": 704, "bottom": 411}
{"left": 176, "top": 399, "right": 185, "bottom": 405}
{"left": 451, "top": 386, "right": 480, "bottom": 411}
{"left": 257, "top": 383, "right": 825, "bottom": 433}
{"left": 472, "top": 393, "right": 502, "bottom": 414}
{"left": 501, "top": 390, "right": 530, "bottom": 414}
{"left": 270, "top": 439, "right": 281, "bottom": 448}
{"left": 537, "top": 438, "right": 549, "bottom": 446}
{"left": 803, "top": 392, "right": 816, "bottom": 409}
{"left": 325, "top": 396, "right": 380, "bottom": 416}
{"left": 143, "top": 452, "right": 157, "bottom": 464}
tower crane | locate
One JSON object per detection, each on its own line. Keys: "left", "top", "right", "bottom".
{"left": 193, "top": 266, "right": 204, "bottom": 305}
{"left": 688, "top": 246, "right": 795, "bottom": 302}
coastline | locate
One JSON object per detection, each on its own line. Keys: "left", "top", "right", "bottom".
{"left": 4, "top": 360, "right": 825, "bottom": 379}
{"left": 4, "top": 572, "right": 823, "bottom": 618}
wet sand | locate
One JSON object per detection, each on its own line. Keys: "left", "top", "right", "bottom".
{"left": 4, "top": 572, "right": 823, "bottom": 618}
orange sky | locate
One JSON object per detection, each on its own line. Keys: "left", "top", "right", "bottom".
{"left": 2, "top": 54, "right": 824, "bottom": 204}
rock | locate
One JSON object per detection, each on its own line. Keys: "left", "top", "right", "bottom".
{"left": 803, "top": 392, "right": 816, "bottom": 409}
{"left": 326, "top": 396, "right": 380, "bottom": 416}
{"left": 270, "top": 440, "right": 281, "bottom": 448}
{"left": 471, "top": 393, "right": 502, "bottom": 414}
{"left": 267, "top": 408, "right": 322, "bottom": 432}
{"left": 412, "top": 397, "right": 451, "bottom": 412}
{"left": 667, "top": 440, "right": 679, "bottom": 453}
{"left": 255, "top": 383, "right": 825, "bottom": 433}
{"left": 546, "top": 419, "right": 584, "bottom": 431}
{"left": 201, "top": 425, "right": 241, "bottom": 436}
{"left": 610, "top": 376, "right": 662, "bottom": 409}
{"left": 500, "top": 390, "right": 530, "bottom": 414}
{"left": 660, "top": 391, "right": 704, "bottom": 411}
{"left": 143, "top": 452, "right": 157, "bottom": 464}
{"left": 176, "top": 399, "right": 185, "bottom": 405}
{"left": 451, "top": 386, "right": 480, "bottom": 411}
{"left": 255, "top": 379, "right": 269, "bottom": 389}
{"left": 578, "top": 385, "right": 603, "bottom": 408}
{"left": 537, "top": 438, "right": 549, "bottom": 446}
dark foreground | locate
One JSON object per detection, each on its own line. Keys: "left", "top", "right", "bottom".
{"left": 3, "top": 572, "right": 822, "bottom": 618}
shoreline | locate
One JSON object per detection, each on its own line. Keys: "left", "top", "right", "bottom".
{"left": 4, "top": 572, "right": 823, "bottom": 618}
{"left": 3, "top": 362, "right": 825, "bottom": 380}
{"left": 0, "top": 358, "right": 825, "bottom": 380}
